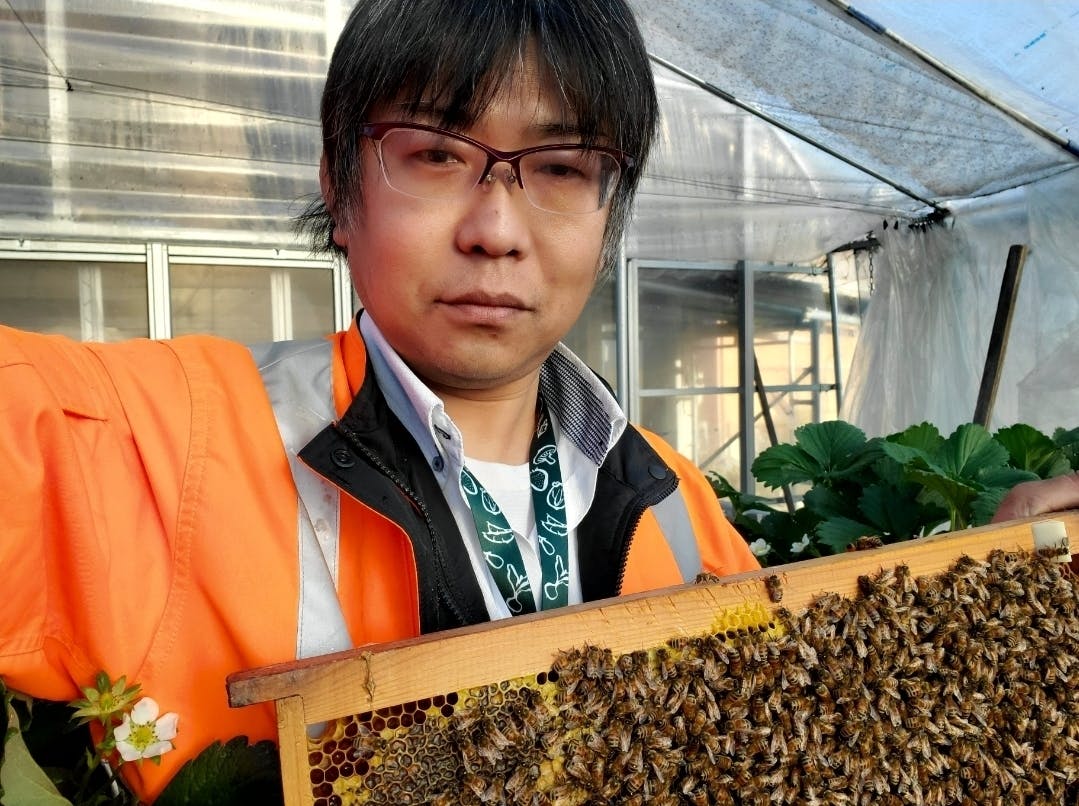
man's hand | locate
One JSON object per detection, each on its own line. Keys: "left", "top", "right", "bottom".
{"left": 991, "top": 472, "right": 1079, "bottom": 522}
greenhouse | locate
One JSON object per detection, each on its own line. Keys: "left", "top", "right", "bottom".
{"left": 1, "top": 1, "right": 1078, "bottom": 804}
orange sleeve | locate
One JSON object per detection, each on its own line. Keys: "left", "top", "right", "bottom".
{"left": 0, "top": 326, "right": 182, "bottom": 699}
{"left": 0, "top": 327, "right": 307, "bottom": 802}
{"left": 637, "top": 426, "right": 761, "bottom": 577}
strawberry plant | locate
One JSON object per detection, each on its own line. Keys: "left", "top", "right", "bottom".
{"left": 712, "top": 420, "right": 1079, "bottom": 567}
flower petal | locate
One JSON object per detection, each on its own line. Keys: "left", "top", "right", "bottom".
{"left": 114, "top": 714, "right": 133, "bottom": 742}
{"left": 116, "top": 740, "right": 143, "bottom": 762}
{"left": 131, "top": 697, "right": 159, "bottom": 724}
{"left": 143, "top": 740, "right": 174, "bottom": 759}
{"left": 155, "top": 712, "right": 179, "bottom": 741}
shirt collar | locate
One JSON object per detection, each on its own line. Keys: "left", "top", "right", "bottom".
{"left": 358, "top": 312, "right": 626, "bottom": 469}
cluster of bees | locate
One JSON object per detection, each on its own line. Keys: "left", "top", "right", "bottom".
{"left": 305, "top": 549, "right": 1078, "bottom": 805}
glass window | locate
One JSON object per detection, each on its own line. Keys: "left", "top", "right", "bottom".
{"left": 169, "top": 264, "right": 334, "bottom": 343}
{"left": 0, "top": 259, "right": 148, "bottom": 340}
{"left": 634, "top": 263, "right": 864, "bottom": 491}
{"left": 562, "top": 280, "right": 617, "bottom": 393}
{"left": 754, "top": 271, "right": 861, "bottom": 443}
{"left": 636, "top": 265, "right": 742, "bottom": 482}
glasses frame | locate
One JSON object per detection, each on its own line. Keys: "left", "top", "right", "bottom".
{"left": 359, "top": 121, "right": 635, "bottom": 213}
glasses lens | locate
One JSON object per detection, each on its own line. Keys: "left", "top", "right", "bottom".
{"left": 520, "top": 149, "right": 621, "bottom": 214}
{"left": 374, "top": 126, "right": 622, "bottom": 214}
{"left": 377, "top": 128, "right": 484, "bottom": 200}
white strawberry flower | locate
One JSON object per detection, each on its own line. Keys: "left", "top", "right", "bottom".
{"left": 113, "top": 697, "right": 179, "bottom": 762}
{"left": 748, "top": 538, "right": 772, "bottom": 558}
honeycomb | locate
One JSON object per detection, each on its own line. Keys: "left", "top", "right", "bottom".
{"left": 306, "top": 549, "right": 1079, "bottom": 805}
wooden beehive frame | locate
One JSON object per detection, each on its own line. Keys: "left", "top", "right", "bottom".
{"left": 226, "top": 513, "right": 1078, "bottom": 806}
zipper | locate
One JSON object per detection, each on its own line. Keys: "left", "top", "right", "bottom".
{"left": 613, "top": 472, "right": 679, "bottom": 595}
{"left": 333, "top": 422, "right": 472, "bottom": 628}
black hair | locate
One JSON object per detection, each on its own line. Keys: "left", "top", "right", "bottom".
{"left": 297, "top": 0, "right": 658, "bottom": 276}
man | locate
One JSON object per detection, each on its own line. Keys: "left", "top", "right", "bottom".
{"left": 0, "top": 0, "right": 757, "bottom": 800}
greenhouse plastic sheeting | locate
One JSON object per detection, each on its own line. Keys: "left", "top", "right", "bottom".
{"left": 841, "top": 168, "right": 1079, "bottom": 436}
{"left": 2, "top": 0, "right": 1078, "bottom": 434}
{"left": 4, "top": 0, "right": 1075, "bottom": 263}
{"left": 633, "top": 0, "right": 1077, "bottom": 204}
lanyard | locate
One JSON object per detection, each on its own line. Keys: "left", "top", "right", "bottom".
{"left": 459, "top": 402, "right": 569, "bottom": 614}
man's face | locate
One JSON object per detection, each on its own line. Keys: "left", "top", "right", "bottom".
{"left": 332, "top": 61, "right": 608, "bottom": 398}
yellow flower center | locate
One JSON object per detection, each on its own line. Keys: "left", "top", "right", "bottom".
{"left": 127, "top": 722, "right": 158, "bottom": 751}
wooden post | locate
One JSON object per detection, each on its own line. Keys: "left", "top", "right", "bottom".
{"left": 973, "top": 243, "right": 1028, "bottom": 427}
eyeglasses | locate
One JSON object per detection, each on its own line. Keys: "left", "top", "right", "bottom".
{"left": 360, "top": 122, "right": 633, "bottom": 215}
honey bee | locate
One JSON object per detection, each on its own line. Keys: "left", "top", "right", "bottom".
{"left": 764, "top": 574, "right": 783, "bottom": 603}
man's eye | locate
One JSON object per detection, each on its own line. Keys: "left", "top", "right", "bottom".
{"left": 535, "top": 157, "right": 595, "bottom": 181}
{"left": 416, "top": 149, "right": 459, "bottom": 165}
{"left": 540, "top": 162, "right": 582, "bottom": 177}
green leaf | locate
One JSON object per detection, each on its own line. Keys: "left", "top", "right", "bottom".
{"left": 867, "top": 449, "right": 908, "bottom": 488}
{"left": 707, "top": 472, "right": 781, "bottom": 517}
{"left": 746, "top": 509, "right": 823, "bottom": 566}
{"left": 968, "top": 466, "right": 1041, "bottom": 526}
{"left": 1052, "top": 427, "right": 1079, "bottom": 470}
{"left": 934, "top": 423, "right": 1009, "bottom": 478}
{"left": 1, "top": 699, "right": 72, "bottom": 806}
{"left": 802, "top": 485, "right": 856, "bottom": 520}
{"left": 970, "top": 488, "right": 1007, "bottom": 527}
{"left": 878, "top": 439, "right": 934, "bottom": 469}
{"left": 752, "top": 421, "right": 876, "bottom": 489}
{"left": 888, "top": 421, "right": 942, "bottom": 454}
{"left": 995, "top": 423, "right": 1071, "bottom": 477}
{"left": 794, "top": 420, "right": 868, "bottom": 470}
{"left": 816, "top": 516, "right": 875, "bottom": 553}
{"left": 155, "top": 736, "right": 282, "bottom": 806}
{"left": 751, "top": 443, "right": 822, "bottom": 488}
{"left": 905, "top": 467, "right": 980, "bottom": 529}
{"left": 757, "top": 508, "right": 816, "bottom": 544}
{"left": 858, "top": 483, "right": 937, "bottom": 541}
{"left": 1052, "top": 426, "right": 1079, "bottom": 447}
{"left": 977, "top": 466, "right": 1040, "bottom": 490}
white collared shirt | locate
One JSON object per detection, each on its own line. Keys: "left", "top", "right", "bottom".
{"left": 359, "top": 313, "right": 627, "bottom": 620}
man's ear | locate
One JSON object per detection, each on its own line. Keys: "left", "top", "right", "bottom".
{"left": 319, "top": 153, "right": 349, "bottom": 251}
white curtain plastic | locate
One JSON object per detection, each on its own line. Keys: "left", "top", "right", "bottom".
{"left": 842, "top": 167, "right": 1079, "bottom": 436}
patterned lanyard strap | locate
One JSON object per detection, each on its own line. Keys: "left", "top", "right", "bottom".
{"left": 459, "top": 401, "right": 569, "bottom": 615}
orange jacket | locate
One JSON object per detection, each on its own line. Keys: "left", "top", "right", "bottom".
{"left": 0, "top": 321, "right": 757, "bottom": 801}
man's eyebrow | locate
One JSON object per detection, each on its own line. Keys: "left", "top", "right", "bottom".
{"left": 530, "top": 120, "right": 583, "bottom": 139}
{"left": 387, "top": 102, "right": 583, "bottom": 140}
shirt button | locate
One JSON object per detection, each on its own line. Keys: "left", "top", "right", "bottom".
{"left": 648, "top": 463, "right": 668, "bottom": 480}
{"left": 331, "top": 447, "right": 355, "bottom": 468}
{"left": 432, "top": 455, "right": 445, "bottom": 472}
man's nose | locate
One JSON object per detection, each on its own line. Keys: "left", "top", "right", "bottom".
{"left": 456, "top": 166, "right": 532, "bottom": 257}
